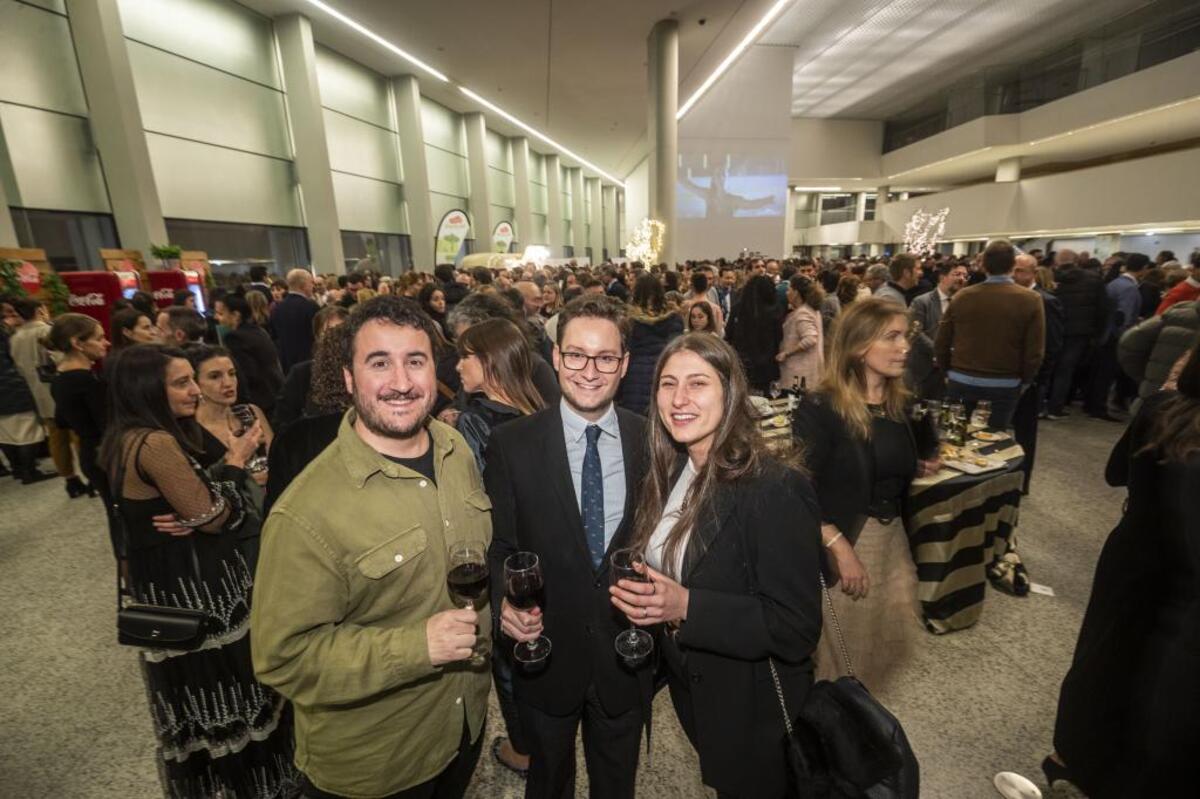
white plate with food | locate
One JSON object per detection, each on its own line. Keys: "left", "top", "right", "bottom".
{"left": 973, "top": 431, "right": 1007, "bottom": 442}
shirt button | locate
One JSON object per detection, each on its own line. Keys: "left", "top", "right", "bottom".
{"left": 393, "top": 554, "right": 403, "bottom": 563}
{"left": 455, "top": 697, "right": 462, "bottom": 705}
{"left": 419, "top": 480, "right": 428, "bottom": 488}
{"left": 444, "top": 520, "right": 450, "bottom": 527}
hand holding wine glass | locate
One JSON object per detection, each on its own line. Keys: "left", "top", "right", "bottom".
{"left": 608, "top": 548, "right": 655, "bottom": 666}
{"left": 609, "top": 558, "right": 691, "bottom": 625}
{"left": 446, "top": 539, "right": 489, "bottom": 667}
{"left": 503, "top": 552, "right": 551, "bottom": 666}
{"left": 228, "top": 404, "right": 268, "bottom": 473}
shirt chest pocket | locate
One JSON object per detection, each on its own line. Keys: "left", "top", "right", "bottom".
{"left": 454, "top": 489, "right": 492, "bottom": 535}
{"left": 353, "top": 526, "right": 430, "bottom": 612}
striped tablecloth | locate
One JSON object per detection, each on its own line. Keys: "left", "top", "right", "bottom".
{"left": 905, "top": 442, "right": 1026, "bottom": 634}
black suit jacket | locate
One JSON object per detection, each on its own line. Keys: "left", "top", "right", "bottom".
{"left": 224, "top": 323, "right": 284, "bottom": 413}
{"left": 486, "top": 403, "right": 650, "bottom": 716}
{"left": 662, "top": 459, "right": 822, "bottom": 797}
{"left": 269, "top": 293, "right": 319, "bottom": 373}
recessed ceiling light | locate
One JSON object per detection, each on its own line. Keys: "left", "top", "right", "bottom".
{"left": 793, "top": 186, "right": 842, "bottom": 192}
{"left": 677, "top": 0, "right": 795, "bottom": 121}
{"left": 302, "top": 0, "right": 449, "bottom": 82}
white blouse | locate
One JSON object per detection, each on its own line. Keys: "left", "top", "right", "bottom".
{"left": 647, "top": 459, "right": 699, "bottom": 578}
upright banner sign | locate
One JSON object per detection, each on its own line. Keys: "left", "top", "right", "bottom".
{"left": 435, "top": 210, "right": 471, "bottom": 265}
{"left": 492, "top": 221, "right": 515, "bottom": 253}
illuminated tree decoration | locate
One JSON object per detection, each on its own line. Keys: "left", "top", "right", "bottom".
{"left": 625, "top": 218, "right": 665, "bottom": 264}
{"left": 904, "top": 208, "right": 949, "bottom": 256}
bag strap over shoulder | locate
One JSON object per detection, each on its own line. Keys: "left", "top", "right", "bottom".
{"left": 819, "top": 571, "right": 856, "bottom": 678}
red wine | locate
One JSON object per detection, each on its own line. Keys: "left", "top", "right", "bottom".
{"left": 447, "top": 562, "right": 489, "bottom": 606}
{"left": 610, "top": 564, "right": 649, "bottom": 587}
{"left": 507, "top": 574, "right": 544, "bottom": 610}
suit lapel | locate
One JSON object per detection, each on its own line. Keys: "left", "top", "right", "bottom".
{"left": 543, "top": 405, "right": 594, "bottom": 567}
{"left": 681, "top": 479, "right": 739, "bottom": 584}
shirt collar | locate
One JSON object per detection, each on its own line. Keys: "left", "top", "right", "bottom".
{"left": 1117, "top": 272, "right": 1138, "bottom": 284}
{"left": 337, "top": 409, "right": 456, "bottom": 488}
{"left": 936, "top": 288, "right": 951, "bottom": 302}
{"left": 985, "top": 275, "right": 1015, "bottom": 284}
{"left": 560, "top": 398, "right": 619, "bottom": 443}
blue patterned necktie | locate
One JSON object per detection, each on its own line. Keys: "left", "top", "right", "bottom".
{"left": 582, "top": 424, "right": 605, "bottom": 569}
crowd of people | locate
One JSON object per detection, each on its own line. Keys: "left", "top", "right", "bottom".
{"left": 1, "top": 241, "right": 1197, "bottom": 799}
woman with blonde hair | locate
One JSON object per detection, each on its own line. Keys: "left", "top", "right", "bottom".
{"left": 791, "top": 298, "right": 939, "bottom": 693}
{"left": 355, "top": 287, "right": 377, "bottom": 304}
{"left": 245, "top": 289, "right": 271, "bottom": 328}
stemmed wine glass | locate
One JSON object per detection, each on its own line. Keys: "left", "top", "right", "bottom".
{"left": 610, "top": 548, "right": 654, "bottom": 667}
{"left": 446, "top": 539, "right": 489, "bottom": 667}
{"left": 503, "top": 552, "right": 551, "bottom": 667}
{"left": 228, "top": 404, "right": 268, "bottom": 473}
{"left": 767, "top": 380, "right": 782, "bottom": 400}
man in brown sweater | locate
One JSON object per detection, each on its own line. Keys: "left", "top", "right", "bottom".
{"left": 935, "top": 238, "right": 1045, "bottom": 430}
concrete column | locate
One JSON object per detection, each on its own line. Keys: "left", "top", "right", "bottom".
{"left": 601, "top": 184, "right": 617, "bottom": 260}
{"left": 587, "top": 178, "right": 603, "bottom": 262}
{"left": 855, "top": 192, "right": 868, "bottom": 222}
{"left": 647, "top": 19, "right": 678, "bottom": 266}
{"left": 0, "top": 162, "right": 18, "bottom": 246}
{"left": 876, "top": 186, "right": 890, "bottom": 208}
{"left": 391, "top": 75, "right": 435, "bottom": 270}
{"left": 66, "top": 0, "right": 167, "bottom": 258}
{"left": 814, "top": 194, "right": 825, "bottom": 226}
{"left": 545, "top": 154, "right": 565, "bottom": 256}
{"left": 952, "top": 240, "right": 968, "bottom": 256}
{"left": 511, "top": 138, "right": 534, "bottom": 252}
{"left": 783, "top": 188, "right": 797, "bottom": 256}
{"left": 463, "top": 113, "right": 495, "bottom": 253}
{"left": 275, "top": 14, "right": 345, "bottom": 273}
{"left": 995, "top": 157, "right": 1022, "bottom": 183}
{"left": 570, "top": 168, "right": 586, "bottom": 259}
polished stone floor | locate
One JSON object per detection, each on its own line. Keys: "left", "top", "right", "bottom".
{"left": 0, "top": 413, "right": 1125, "bottom": 798}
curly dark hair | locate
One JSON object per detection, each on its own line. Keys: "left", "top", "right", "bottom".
{"left": 339, "top": 295, "right": 441, "bottom": 368}
{"left": 309, "top": 323, "right": 353, "bottom": 414}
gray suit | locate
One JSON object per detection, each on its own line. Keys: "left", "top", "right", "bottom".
{"left": 908, "top": 288, "right": 948, "bottom": 399}
{"left": 874, "top": 282, "right": 907, "bottom": 307}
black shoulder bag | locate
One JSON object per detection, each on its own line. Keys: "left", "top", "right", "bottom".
{"left": 768, "top": 573, "right": 920, "bottom": 799}
{"left": 113, "top": 432, "right": 209, "bottom": 650}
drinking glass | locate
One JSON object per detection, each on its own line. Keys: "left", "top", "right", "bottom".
{"left": 228, "top": 404, "right": 268, "bottom": 473}
{"left": 969, "top": 400, "right": 993, "bottom": 432}
{"left": 767, "top": 380, "right": 782, "bottom": 400}
{"left": 609, "top": 548, "right": 654, "bottom": 667}
{"left": 447, "top": 539, "right": 489, "bottom": 667}
{"left": 911, "top": 402, "right": 940, "bottom": 460}
{"left": 503, "top": 552, "right": 551, "bottom": 667}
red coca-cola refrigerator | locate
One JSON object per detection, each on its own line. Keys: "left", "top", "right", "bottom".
{"left": 61, "top": 272, "right": 130, "bottom": 337}
{"left": 147, "top": 269, "right": 207, "bottom": 313}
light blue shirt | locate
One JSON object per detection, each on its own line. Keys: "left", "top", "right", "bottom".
{"left": 561, "top": 399, "right": 626, "bottom": 550}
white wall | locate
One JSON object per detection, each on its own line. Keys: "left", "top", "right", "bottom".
{"left": 0, "top": 0, "right": 109, "bottom": 212}
{"left": 421, "top": 97, "right": 470, "bottom": 234}
{"left": 676, "top": 45, "right": 793, "bottom": 260}
{"left": 315, "top": 45, "right": 408, "bottom": 235}
{"left": 622, "top": 157, "right": 648, "bottom": 248}
{"left": 789, "top": 118, "right": 883, "bottom": 182}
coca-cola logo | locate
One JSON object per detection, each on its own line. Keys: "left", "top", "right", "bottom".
{"left": 152, "top": 288, "right": 174, "bottom": 300}
{"left": 69, "top": 292, "right": 107, "bottom": 307}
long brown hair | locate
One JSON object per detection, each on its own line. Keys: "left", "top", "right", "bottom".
{"left": 456, "top": 318, "right": 545, "bottom": 416}
{"left": 819, "top": 298, "right": 910, "bottom": 440}
{"left": 1139, "top": 337, "right": 1200, "bottom": 463}
{"left": 628, "top": 332, "right": 769, "bottom": 579}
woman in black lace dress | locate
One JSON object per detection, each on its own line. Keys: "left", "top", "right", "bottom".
{"left": 99, "top": 344, "right": 296, "bottom": 798}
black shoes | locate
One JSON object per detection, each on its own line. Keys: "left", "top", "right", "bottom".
{"left": 65, "top": 476, "right": 89, "bottom": 498}
{"left": 1041, "top": 755, "right": 1072, "bottom": 788}
{"left": 21, "top": 468, "right": 56, "bottom": 485}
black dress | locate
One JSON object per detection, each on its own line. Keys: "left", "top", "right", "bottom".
{"left": 1053, "top": 391, "right": 1200, "bottom": 797}
{"left": 52, "top": 368, "right": 115, "bottom": 552}
{"left": 116, "top": 431, "right": 296, "bottom": 798}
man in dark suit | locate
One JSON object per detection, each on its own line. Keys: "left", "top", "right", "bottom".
{"left": 486, "top": 295, "right": 650, "bottom": 799}
{"left": 1012, "top": 253, "right": 1063, "bottom": 492}
{"left": 244, "top": 264, "right": 274, "bottom": 306}
{"left": 269, "top": 268, "right": 320, "bottom": 373}
{"left": 601, "top": 266, "right": 629, "bottom": 303}
{"left": 907, "top": 261, "right": 967, "bottom": 398}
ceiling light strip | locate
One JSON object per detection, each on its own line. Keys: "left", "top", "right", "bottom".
{"left": 677, "top": 0, "right": 795, "bottom": 121}
{"left": 303, "top": 0, "right": 449, "bottom": 82}
{"left": 302, "top": 0, "right": 623, "bottom": 186}
{"left": 459, "top": 88, "right": 625, "bottom": 186}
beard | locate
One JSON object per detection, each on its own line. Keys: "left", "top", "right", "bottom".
{"left": 353, "top": 385, "right": 433, "bottom": 440}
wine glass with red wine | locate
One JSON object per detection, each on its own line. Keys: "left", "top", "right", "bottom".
{"left": 503, "top": 552, "right": 551, "bottom": 667}
{"left": 446, "top": 539, "right": 489, "bottom": 667}
{"left": 228, "top": 404, "right": 268, "bottom": 473}
{"left": 610, "top": 548, "right": 654, "bottom": 667}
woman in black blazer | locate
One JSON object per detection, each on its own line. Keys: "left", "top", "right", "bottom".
{"left": 610, "top": 332, "right": 822, "bottom": 799}
{"left": 791, "top": 299, "right": 939, "bottom": 694}
{"left": 215, "top": 292, "right": 284, "bottom": 414}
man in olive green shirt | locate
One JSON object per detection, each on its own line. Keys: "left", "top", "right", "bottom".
{"left": 252, "top": 297, "right": 491, "bottom": 799}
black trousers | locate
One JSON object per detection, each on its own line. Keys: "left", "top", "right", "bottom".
{"left": 518, "top": 684, "right": 643, "bottom": 799}
{"left": 300, "top": 714, "right": 484, "bottom": 799}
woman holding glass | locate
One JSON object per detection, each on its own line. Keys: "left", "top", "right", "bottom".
{"left": 610, "top": 332, "right": 823, "bottom": 799}
{"left": 790, "top": 298, "right": 939, "bottom": 694}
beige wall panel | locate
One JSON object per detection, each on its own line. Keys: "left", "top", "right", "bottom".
{"left": 324, "top": 109, "right": 401, "bottom": 183}
{"left": 0, "top": 103, "right": 109, "bottom": 212}
{"left": 0, "top": 0, "right": 87, "bottom": 115}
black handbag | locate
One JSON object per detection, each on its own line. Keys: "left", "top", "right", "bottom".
{"left": 769, "top": 573, "right": 919, "bottom": 799}
{"left": 112, "top": 432, "right": 208, "bottom": 651}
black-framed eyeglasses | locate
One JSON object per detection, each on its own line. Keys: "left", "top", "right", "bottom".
{"left": 560, "top": 351, "right": 624, "bottom": 374}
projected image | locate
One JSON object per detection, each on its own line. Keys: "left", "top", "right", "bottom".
{"left": 678, "top": 153, "right": 787, "bottom": 219}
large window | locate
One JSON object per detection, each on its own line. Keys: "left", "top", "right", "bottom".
{"left": 819, "top": 194, "right": 856, "bottom": 226}
{"left": 10, "top": 208, "right": 119, "bottom": 271}
{"left": 341, "top": 231, "right": 413, "bottom": 277}
{"left": 165, "top": 219, "right": 309, "bottom": 287}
